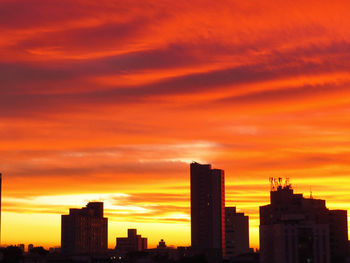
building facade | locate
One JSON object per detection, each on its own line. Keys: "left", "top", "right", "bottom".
{"left": 190, "top": 162, "right": 225, "bottom": 260}
{"left": 116, "top": 229, "right": 147, "bottom": 252}
{"left": 61, "top": 202, "right": 108, "bottom": 254}
{"left": 260, "top": 179, "right": 348, "bottom": 263}
{"left": 225, "top": 207, "right": 250, "bottom": 258}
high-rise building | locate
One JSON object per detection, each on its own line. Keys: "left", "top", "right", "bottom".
{"left": 190, "top": 162, "right": 225, "bottom": 261}
{"left": 61, "top": 202, "right": 108, "bottom": 254}
{"left": 225, "top": 207, "right": 250, "bottom": 258}
{"left": 260, "top": 178, "right": 348, "bottom": 263}
{"left": 116, "top": 229, "right": 147, "bottom": 252}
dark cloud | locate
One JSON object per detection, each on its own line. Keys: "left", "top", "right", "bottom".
{"left": 216, "top": 82, "right": 350, "bottom": 106}
{"left": 0, "top": 0, "right": 83, "bottom": 29}
{"left": 2, "top": 40, "right": 350, "bottom": 117}
{"left": 0, "top": 42, "right": 211, "bottom": 92}
{"left": 16, "top": 19, "right": 152, "bottom": 54}
{"left": 0, "top": 0, "right": 138, "bottom": 30}
{"left": 4, "top": 160, "right": 187, "bottom": 179}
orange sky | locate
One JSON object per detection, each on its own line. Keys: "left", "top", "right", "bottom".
{"left": 1, "top": 0, "right": 350, "bottom": 249}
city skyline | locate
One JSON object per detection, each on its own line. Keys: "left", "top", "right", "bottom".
{"left": 2, "top": 0, "right": 350, "bottom": 252}
{"left": 1, "top": 169, "right": 348, "bottom": 250}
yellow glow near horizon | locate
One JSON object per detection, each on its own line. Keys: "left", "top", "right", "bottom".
{"left": 3, "top": 188, "right": 349, "bottom": 250}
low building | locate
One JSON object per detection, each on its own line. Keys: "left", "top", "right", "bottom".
{"left": 61, "top": 202, "right": 108, "bottom": 255}
{"left": 116, "top": 229, "right": 147, "bottom": 253}
{"left": 225, "top": 207, "right": 250, "bottom": 258}
{"left": 157, "top": 239, "right": 167, "bottom": 249}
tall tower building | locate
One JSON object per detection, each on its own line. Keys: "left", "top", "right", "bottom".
{"left": 225, "top": 207, "right": 250, "bottom": 258}
{"left": 260, "top": 178, "right": 348, "bottom": 263}
{"left": 190, "top": 162, "right": 225, "bottom": 261}
{"left": 61, "top": 202, "right": 108, "bottom": 254}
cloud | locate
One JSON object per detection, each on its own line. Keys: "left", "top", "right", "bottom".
{"left": 216, "top": 82, "right": 350, "bottom": 107}
{"left": 114, "top": 193, "right": 189, "bottom": 204}
{"left": 3, "top": 191, "right": 191, "bottom": 224}
{"left": 2, "top": 39, "right": 350, "bottom": 117}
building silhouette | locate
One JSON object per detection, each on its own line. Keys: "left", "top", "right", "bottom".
{"left": 260, "top": 178, "right": 348, "bottom": 263}
{"left": 225, "top": 207, "right": 250, "bottom": 258}
{"left": 116, "top": 229, "right": 147, "bottom": 252}
{"left": 190, "top": 162, "right": 225, "bottom": 261}
{"left": 61, "top": 202, "right": 108, "bottom": 254}
{"left": 18, "top": 244, "right": 24, "bottom": 252}
{"left": 28, "top": 244, "right": 34, "bottom": 252}
{"left": 157, "top": 239, "right": 167, "bottom": 249}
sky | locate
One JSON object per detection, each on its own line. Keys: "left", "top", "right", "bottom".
{"left": 1, "top": 0, "right": 350, "bottom": 249}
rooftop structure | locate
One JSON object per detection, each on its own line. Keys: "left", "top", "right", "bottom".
{"left": 260, "top": 178, "right": 348, "bottom": 263}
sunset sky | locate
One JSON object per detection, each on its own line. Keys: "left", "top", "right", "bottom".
{"left": 2, "top": 0, "right": 350, "bottom": 249}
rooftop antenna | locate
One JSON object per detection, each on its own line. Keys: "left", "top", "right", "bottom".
{"left": 269, "top": 177, "right": 274, "bottom": 191}
{"left": 310, "top": 185, "right": 313, "bottom": 199}
{"left": 278, "top": 177, "right": 282, "bottom": 186}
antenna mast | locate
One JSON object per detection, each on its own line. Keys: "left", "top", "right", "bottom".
{"left": 310, "top": 186, "right": 313, "bottom": 199}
